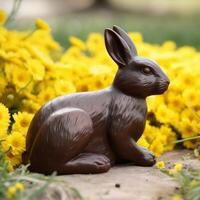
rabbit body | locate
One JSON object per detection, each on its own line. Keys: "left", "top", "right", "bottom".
{"left": 24, "top": 26, "right": 170, "bottom": 174}
{"left": 25, "top": 86, "right": 149, "bottom": 174}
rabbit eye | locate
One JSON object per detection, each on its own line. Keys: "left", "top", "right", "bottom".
{"left": 142, "top": 67, "right": 152, "bottom": 75}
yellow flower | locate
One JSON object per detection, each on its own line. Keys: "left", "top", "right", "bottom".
{"left": 5, "top": 63, "right": 14, "bottom": 82}
{"left": 190, "top": 180, "right": 198, "bottom": 188}
{"left": 155, "top": 104, "right": 179, "bottom": 124}
{"left": 38, "top": 87, "right": 56, "bottom": 104}
{"left": 5, "top": 131, "right": 25, "bottom": 155}
{"left": 6, "top": 186, "right": 17, "bottom": 199}
{"left": 183, "top": 141, "right": 196, "bottom": 149}
{"left": 150, "top": 138, "right": 165, "bottom": 157}
{"left": 12, "top": 66, "right": 32, "bottom": 89}
{"left": 137, "top": 136, "right": 149, "bottom": 149}
{"left": 26, "top": 59, "right": 45, "bottom": 81}
{"left": 162, "top": 135, "right": 176, "bottom": 151}
{"left": 156, "top": 161, "right": 165, "bottom": 169}
{"left": 86, "top": 33, "right": 104, "bottom": 53}
{"left": 182, "top": 88, "right": 199, "bottom": 106}
{"left": 5, "top": 152, "right": 21, "bottom": 168}
{"left": 54, "top": 80, "right": 76, "bottom": 96}
{"left": 174, "top": 163, "right": 183, "bottom": 172}
{"left": 162, "top": 41, "right": 176, "bottom": 51}
{"left": 128, "top": 32, "right": 143, "bottom": 43}
{"left": 0, "top": 132, "right": 8, "bottom": 141}
{"left": 12, "top": 112, "right": 33, "bottom": 135}
{"left": 70, "top": 36, "right": 86, "bottom": 50}
{"left": 179, "top": 118, "right": 196, "bottom": 138}
{"left": 0, "top": 9, "right": 7, "bottom": 25}
{"left": 6, "top": 182, "right": 24, "bottom": 199}
{"left": 22, "top": 99, "right": 41, "bottom": 113}
{"left": 171, "top": 195, "right": 183, "bottom": 200}
{"left": 35, "top": 18, "right": 51, "bottom": 31}
{"left": 0, "top": 75, "right": 7, "bottom": 94}
{"left": 0, "top": 103, "right": 10, "bottom": 135}
{"left": 169, "top": 163, "right": 183, "bottom": 175}
{"left": 15, "top": 182, "right": 25, "bottom": 191}
{"left": 7, "top": 161, "right": 14, "bottom": 172}
{"left": 167, "top": 94, "right": 184, "bottom": 111}
{"left": 178, "top": 71, "right": 194, "bottom": 87}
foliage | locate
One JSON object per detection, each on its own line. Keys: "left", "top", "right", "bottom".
{"left": 0, "top": 141, "right": 82, "bottom": 200}
{"left": 51, "top": 13, "right": 200, "bottom": 50}
{"left": 5, "top": 0, "right": 23, "bottom": 26}
{"left": 157, "top": 160, "right": 200, "bottom": 200}
{"left": 175, "top": 169, "right": 200, "bottom": 200}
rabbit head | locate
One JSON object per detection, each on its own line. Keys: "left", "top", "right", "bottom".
{"left": 104, "top": 26, "right": 170, "bottom": 98}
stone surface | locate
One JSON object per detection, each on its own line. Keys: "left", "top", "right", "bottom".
{"left": 58, "top": 150, "right": 199, "bottom": 200}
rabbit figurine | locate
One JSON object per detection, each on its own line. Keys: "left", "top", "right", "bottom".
{"left": 23, "top": 26, "right": 170, "bottom": 175}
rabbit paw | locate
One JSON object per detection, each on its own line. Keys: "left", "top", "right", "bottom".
{"left": 140, "top": 148, "right": 156, "bottom": 166}
{"left": 91, "top": 154, "right": 111, "bottom": 168}
{"left": 84, "top": 154, "right": 111, "bottom": 173}
{"left": 137, "top": 147, "right": 156, "bottom": 166}
{"left": 70, "top": 153, "right": 111, "bottom": 173}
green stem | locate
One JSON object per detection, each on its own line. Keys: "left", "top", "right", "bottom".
{"left": 5, "top": 0, "right": 23, "bottom": 26}
{"left": 23, "top": 29, "right": 36, "bottom": 40}
{"left": 17, "top": 77, "right": 33, "bottom": 95}
{"left": 166, "top": 135, "right": 200, "bottom": 146}
{"left": 9, "top": 176, "right": 46, "bottom": 184}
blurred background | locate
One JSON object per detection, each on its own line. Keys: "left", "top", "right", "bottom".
{"left": 1, "top": 0, "right": 200, "bottom": 49}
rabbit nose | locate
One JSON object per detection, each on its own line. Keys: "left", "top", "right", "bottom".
{"left": 164, "top": 77, "right": 170, "bottom": 85}
{"left": 165, "top": 79, "right": 170, "bottom": 85}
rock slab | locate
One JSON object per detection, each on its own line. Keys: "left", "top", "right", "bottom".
{"left": 58, "top": 150, "right": 199, "bottom": 200}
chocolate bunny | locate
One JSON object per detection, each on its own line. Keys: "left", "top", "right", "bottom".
{"left": 23, "top": 26, "right": 170, "bottom": 175}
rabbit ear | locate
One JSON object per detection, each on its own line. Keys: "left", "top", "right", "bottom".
{"left": 104, "top": 28, "right": 132, "bottom": 68}
{"left": 112, "top": 25, "right": 138, "bottom": 57}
